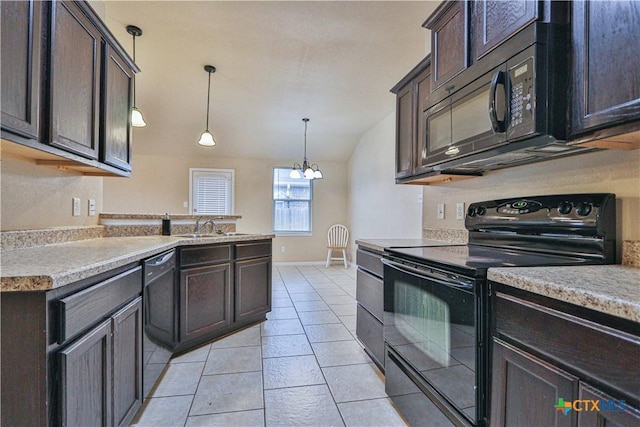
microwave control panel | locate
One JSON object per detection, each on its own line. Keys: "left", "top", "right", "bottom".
{"left": 509, "top": 57, "right": 534, "bottom": 134}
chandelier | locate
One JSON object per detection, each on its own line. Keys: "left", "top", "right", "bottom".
{"left": 290, "top": 118, "right": 322, "bottom": 179}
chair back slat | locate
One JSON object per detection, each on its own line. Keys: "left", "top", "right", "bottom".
{"left": 327, "top": 224, "right": 349, "bottom": 247}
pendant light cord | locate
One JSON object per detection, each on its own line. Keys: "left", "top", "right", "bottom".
{"left": 303, "top": 118, "right": 308, "bottom": 160}
{"left": 132, "top": 34, "right": 137, "bottom": 106}
{"left": 205, "top": 71, "right": 211, "bottom": 130}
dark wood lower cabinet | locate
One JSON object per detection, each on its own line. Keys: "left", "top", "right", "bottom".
{"left": 578, "top": 383, "right": 640, "bottom": 427}
{"left": 59, "top": 319, "right": 113, "bottom": 427}
{"left": 112, "top": 298, "right": 143, "bottom": 427}
{"left": 491, "top": 338, "right": 578, "bottom": 427}
{"left": 179, "top": 263, "right": 232, "bottom": 343}
{"left": 235, "top": 256, "right": 271, "bottom": 322}
{"left": 59, "top": 296, "right": 142, "bottom": 427}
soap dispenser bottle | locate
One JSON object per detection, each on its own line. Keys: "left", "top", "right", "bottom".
{"left": 162, "top": 213, "right": 171, "bottom": 236}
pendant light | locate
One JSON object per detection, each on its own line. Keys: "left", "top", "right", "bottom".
{"left": 126, "top": 25, "right": 147, "bottom": 127}
{"left": 197, "top": 65, "right": 217, "bottom": 146}
{"left": 290, "top": 118, "right": 323, "bottom": 180}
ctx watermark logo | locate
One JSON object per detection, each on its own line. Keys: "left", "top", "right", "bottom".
{"left": 554, "top": 398, "right": 627, "bottom": 415}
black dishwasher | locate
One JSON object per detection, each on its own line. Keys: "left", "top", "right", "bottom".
{"left": 142, "top": 250, "right": 175, "bottom": 399}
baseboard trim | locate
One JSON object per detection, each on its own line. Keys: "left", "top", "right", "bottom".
{"left": 274, "top": 261, "right": 354, "bottom": 268}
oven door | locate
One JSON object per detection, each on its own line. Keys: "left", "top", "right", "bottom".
{"left": 383, "top": 257, "right": 481, "bottom": 425}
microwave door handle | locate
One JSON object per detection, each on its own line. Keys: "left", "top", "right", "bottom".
{"left": 382, "top": 258, "right": 473, "bottom": 290}
{"left": 489, "top": 70, "right": 507, "bottom": 133}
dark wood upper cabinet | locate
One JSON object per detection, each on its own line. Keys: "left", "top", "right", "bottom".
{"left": 1, "top": 0, "right": 138, "bottom": 176}
{"left": 391, "top": 57, "right": 431, "bottom": 182}
{"left": 423, "top": 0, "right": 468, "bottom": 92}
{"left": 471, "top": 0, "right": 538, "bottom": 61}
{"left": 570, "top": 0, "right": 640, "bottom": 138}
{"left": 48, "top": 0, "right": 102, "bottom": 160}
{"left": 102, "top": 45, "right": 133, "bottom": 171}
{"left": 0, "top": 0, "right": 42, "bottom": 140}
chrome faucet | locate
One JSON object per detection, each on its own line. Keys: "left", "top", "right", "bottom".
{"left": 193, "top": 216, "right": 221, "bottom": 234}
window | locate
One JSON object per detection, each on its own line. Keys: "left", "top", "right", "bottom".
{"left": 189, "top": 168, "right": 234, "bottom": 215}
{"left": 272, "top": 167, "right": 312, "bottom": 235}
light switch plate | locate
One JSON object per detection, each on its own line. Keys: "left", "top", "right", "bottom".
{"left": 88, "top": 199, "right": 96, "bottom": 216}
{"left": 72, "top": 198, "right": 81, "bottom": 216}
{"left": 437, "top": 203, "right": 445, "bottom": 220}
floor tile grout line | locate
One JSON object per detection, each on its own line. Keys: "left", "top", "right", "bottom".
{"left": 182, "top": 343, "right": 211, "bottom": 426}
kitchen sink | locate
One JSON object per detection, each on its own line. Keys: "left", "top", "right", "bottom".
{"left": 176, "top": 232, "right": 249, "bottom": 238}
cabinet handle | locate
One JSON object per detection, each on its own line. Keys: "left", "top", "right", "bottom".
{"left": 489, "top": 70, "right": 508, "bottom": 133}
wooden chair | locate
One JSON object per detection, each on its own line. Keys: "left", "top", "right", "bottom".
{"left": 326, "top": 224, "right": 349, "bottom": 268}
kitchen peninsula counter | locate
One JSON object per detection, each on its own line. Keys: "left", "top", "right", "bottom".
{"left": 1, "top": 233, "right": 274, "bottom": 292}
{"left": 488, "top": 265, "right": 640, "bottom": 323}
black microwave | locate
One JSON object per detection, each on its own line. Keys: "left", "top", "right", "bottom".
{"left": 423, "top": 23, "right": 595, "bottom": 173}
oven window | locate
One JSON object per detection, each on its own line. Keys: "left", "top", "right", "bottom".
{"left": 385, "top": 272, "right": 477, "bottom": 423}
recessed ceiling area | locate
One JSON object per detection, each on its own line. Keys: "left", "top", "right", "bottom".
{"left": 104, "top": 1, "right": 436, "bottom": 162}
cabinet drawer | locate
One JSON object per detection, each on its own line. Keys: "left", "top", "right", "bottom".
{"left": 58, "top": 266, "right": 142, "bottom": 344}
{"left": 180, "top": 244, "right": 231, "bottom": 267}
{"left": 235, "top": 241, "right": 271, "bottom": 260}
{"left": 356, "top": 304, "right": 384, "bottom": 368}
{"left": 495, "top": 292, "right": 640, "bottom": 403}
{"left": 356, "top": 269, "right": 383, "bottom": 321}
{"left": 356, "top": 249, "right": 383, "bottom": 277}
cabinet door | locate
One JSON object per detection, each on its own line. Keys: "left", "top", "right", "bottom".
{"left": 49, "top": 0, "right": 102, "bottom": 159}
{"left": 0, "top": 0, "right": 42, "bottom": 140}
{"left": 578, "top": 383, "right": 640, "bottom": 427}
{"left": 395, "top": 83, "right": 414, "bottom": 180}
{"left": 59, "top": 320, "right": 112, "bottom": 427}
{"left": 427, "top": 0, "right": 468, "bottom": 91}
{"left": 472, "top": 0, "right": 537, "bottom": 61}
{"left": 491, "top": 339, "right": 578, "bottom": 427}
{"left": 101, "top": 44, "right": 133, "bottom": 171}
{"left": 112, "top": 297, "right": 143, "bottom": 427}
{"left": 179, "top": 263, "right": 232, "bottom": 342}
{"left": 235, "top": 256, "right": 271, "bottom": 322}
{"left": 414, "top": 65, "right": 432, "bottom": 176}
{"left": 571, "top": 1, "right": 640, "bottom": 136}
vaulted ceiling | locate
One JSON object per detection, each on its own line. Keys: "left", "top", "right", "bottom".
{"left": 104, "top": 1, "right": 436, "bottom": 162}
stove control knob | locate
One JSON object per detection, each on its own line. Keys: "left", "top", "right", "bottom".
{"left": 467, "top": 207, "right": 477, "bottom": 217}
{"left": 576, "top": 202, "right": 592, "bottom": 217}
{"left": 477, "top": 206, "right": 487, "bottom": 216}
{"left": 558, "top": 201, "right": 572, "bottom": 215}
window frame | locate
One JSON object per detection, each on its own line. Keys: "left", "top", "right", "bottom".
{"left": 189, "top": 168, "right": 235, "bottom": 215}
{"left": 272, "top": 166, "right": 313, "bottom": 236}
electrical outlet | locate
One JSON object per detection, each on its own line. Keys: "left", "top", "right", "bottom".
{"left": 88, "top": 199, "right": 96, "bottom": 216}
{"left": 437, "top": 203, "right": 445, "bottom": 220}
{"left": 281, "top": 246, "right": 286, "bottom": 253}
{"left": 72, "top": 198, "right": 81, "bottom": 217}
{"left": 456, "top": 202, "right": 465, "bottom": 220}
{"left": 183, "top": 201, "right": 188, "bottom": 208}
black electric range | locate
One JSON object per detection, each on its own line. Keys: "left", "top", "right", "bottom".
{"left": 383, "top": 193, "right": 617, "bottom": 427}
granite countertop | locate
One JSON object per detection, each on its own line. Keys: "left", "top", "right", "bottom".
{"left": 356, "top": 238, "right": 459, "bottom": 252}
{"left": 488, "top": 265, "right": 640, "bottom": 323}
{"left": 1, "top": 233, "right": 274, "bottom": 292}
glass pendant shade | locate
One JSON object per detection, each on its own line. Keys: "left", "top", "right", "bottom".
{"left": 289, "top": 167, "right": 302, "bottom": 179}
{"left": 198, "top": 130, "right": 216, "bottom": 146}
{"left": 313, "top": 169, "right": 323, "bottom": 179}
{"left": 131, "top": 107, "right": 147, "bottom": 127}
{"left": 198, "top": 65, "right": 217, "bottom": 147}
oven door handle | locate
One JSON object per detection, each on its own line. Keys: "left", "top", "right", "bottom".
{"left": 381, "top": 258, "right": 473, "bottom": 290}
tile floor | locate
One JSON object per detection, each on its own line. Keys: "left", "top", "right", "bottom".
{"left": 132, "top": 265, "right": 407, "bottom": 427}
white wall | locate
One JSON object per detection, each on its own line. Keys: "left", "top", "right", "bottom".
{"left": 103, "top": 153, "right": 349, "bottom": 263}
{"left": 347, "top": 111, "right": 423, "bottom": 257}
